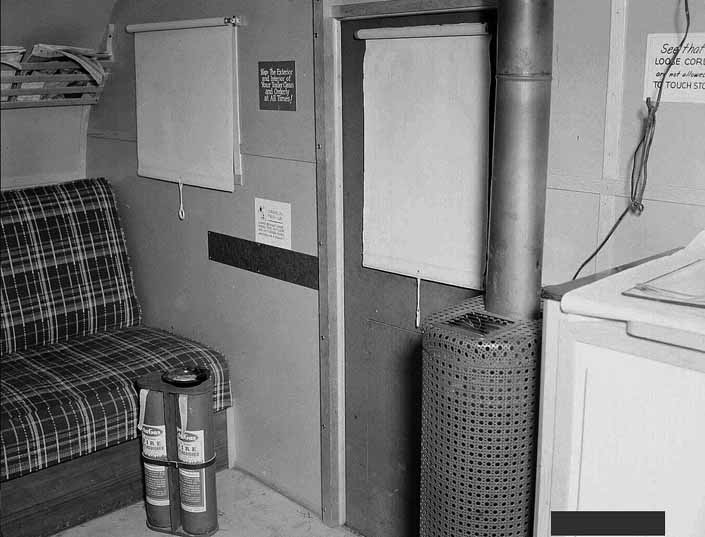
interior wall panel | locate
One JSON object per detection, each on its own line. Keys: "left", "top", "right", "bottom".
{"left": 88, "top": 164, "right": 323, "bottom": 512}
{"left": 603, "top": 197, "right": 705, "bottom": 268}
{"left": 1, "top": 107, "right": 88, "bottom": 189}
{"left": 86, "top": 0, "right": 321, "bottom": 514}
{"left": 90, "top": 0, "right": 315, "bottom": 164}
{"left": 236, "top": 1, "right": 315, "bottom": 163}
{"left": 0, "top": 0, "right": 116, "bottom": 50}
{"left": 618, "top": 1, "right": 705, "bottom": 189}
{"left": 230, "top": 156, "right": 318, "bottom": 256}
{"left": 542, "top": 188, "right": 601, "bottom": 285}
{"left": 544, "top": 0, "right": 704, "bottom": 284}
{"left": 547, "top": 0, "right": 611, "bottom": 180}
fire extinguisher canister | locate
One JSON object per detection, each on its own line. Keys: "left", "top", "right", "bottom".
{"left": 138, "top": 389, "right": 172, "bottom": 529}
{"left": 177, "top": 390, "right": 217, "bottom": 535}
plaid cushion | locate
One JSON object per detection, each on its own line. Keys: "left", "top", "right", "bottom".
{"left": 0, "top": 326, "right": 232, "bottom": 481}
{"left": 1, "top": 178, "right": 141, "bottom": 354}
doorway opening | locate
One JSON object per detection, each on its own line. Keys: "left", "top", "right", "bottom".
{"left": 339, "top": 10, "right": 496, "bottom": 537}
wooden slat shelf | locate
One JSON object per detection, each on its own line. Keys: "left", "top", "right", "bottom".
{"left": 2, "top": 98, "right": 101, "bottom": 109}
{"left": 10, "top": 60, "right": 110, "bottom": 71}
{"left": 5, "top": 86, "right": 103, "bottom": 96}
{"left": 1, "top": 59, "right": 111, "bottom": 110}
{"left": 1, "top": 73, "right": 99, "bottom": 83}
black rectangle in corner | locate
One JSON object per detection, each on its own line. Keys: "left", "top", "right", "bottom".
{"left": 551, "top": 511, "right": 665, "bottom": 536}
{"left": 208, "top": 231, "right": 318, "bottom": 290}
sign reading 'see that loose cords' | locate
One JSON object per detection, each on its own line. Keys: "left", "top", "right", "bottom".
{"left": 643, "top": 33, "right": 705, "bottom": 104}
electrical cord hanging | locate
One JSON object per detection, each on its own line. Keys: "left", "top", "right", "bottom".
{"left": 572, "top": 0, "right": 691, "bottom": 280}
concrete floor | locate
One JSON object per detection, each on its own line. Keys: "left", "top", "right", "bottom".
{"left": 54, "top": 469, "right": 360, "bottom": 537}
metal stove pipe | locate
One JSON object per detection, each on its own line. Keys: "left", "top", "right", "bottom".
{"left": 485, "top": 0, "right": 553, "bottom": 320}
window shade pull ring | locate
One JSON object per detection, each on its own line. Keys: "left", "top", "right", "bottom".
{"left": 178, "top": 180, "right": 185, "bottom": 221}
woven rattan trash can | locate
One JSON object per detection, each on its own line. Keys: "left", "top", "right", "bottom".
{"left": 420, "top": 296, "right": 541, "bottom": 537}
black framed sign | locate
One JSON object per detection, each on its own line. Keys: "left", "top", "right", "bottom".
{"left": 258, "top": 60, "right": 296, "bottom": 111}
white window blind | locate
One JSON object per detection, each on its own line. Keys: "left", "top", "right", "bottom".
{"left": 361, "top": 24, "right": 490, "bottom": 289}
{"left": 133, "top": 23, "right": 241, "bottom": 191}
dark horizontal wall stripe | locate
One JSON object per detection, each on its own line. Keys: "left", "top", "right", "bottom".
{"left": 208, "top": 232, "right": 319, "bottom": 290}
{"left": 551, "top": 511, "right": 666, "bottom": 536}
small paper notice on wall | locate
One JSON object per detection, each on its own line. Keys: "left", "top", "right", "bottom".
{"left": 643, "top": 33, "right": 705, "bottom": 104}
{"left": 255, "top": 198, "right": 291, "bottom": 250}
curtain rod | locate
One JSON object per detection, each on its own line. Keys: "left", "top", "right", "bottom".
{"left": 126, "top": 16, "right": 243, "bottom": 34}
{"left": 355, "top": 23, "right": 487, "bottom": 40}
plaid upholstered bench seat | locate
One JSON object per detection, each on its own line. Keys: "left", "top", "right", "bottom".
{"left": 1, "top": 326, "right": 231, "bottom": 481}
{"left": 0, "top": 178, "right": 233, "bottom": 536}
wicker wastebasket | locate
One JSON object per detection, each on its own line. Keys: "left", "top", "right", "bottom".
{"left": 420, "top": 296, "right": 541, "bottom": 537}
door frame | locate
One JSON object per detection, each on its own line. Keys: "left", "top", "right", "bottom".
{"left": 313, "top": 0, "right": 497, "bottom": 526}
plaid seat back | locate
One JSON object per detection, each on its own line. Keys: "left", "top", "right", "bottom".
{"left": 1, "top": 178, "right": 142, "bottom": 354}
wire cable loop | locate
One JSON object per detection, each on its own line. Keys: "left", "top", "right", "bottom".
{"left": 572, "top": 0, "right": 690, "bottom": 280}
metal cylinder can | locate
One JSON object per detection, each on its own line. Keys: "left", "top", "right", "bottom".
{"left": 139, "top": 389, "right": 172, "bottom": 529}
{"left": 176, "top": 382, "right": 217, "bottom": 535}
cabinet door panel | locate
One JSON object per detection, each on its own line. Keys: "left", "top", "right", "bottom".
{"left": 575, "top": 343, "right": 705, "bottom": 537}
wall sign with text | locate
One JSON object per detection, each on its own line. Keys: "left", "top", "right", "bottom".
{"left": 258, "top": 61, "right": 296, "bottom": 111}
{"left": 643, "top": 33, "right": 705, "bottom": 104}
{"left": 255, "top": 197, "right": 291, "bottom": 250}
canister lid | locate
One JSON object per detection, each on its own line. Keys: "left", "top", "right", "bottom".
{"left": 161, "top": 366, "right": 209, "bottom": 387}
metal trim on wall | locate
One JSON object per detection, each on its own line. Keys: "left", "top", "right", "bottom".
{"left": 314, "top": 0, "right": 344, "bottom": 526}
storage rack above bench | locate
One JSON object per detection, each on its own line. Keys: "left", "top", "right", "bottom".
{"left": 1, "top": 28, "right": 115, "bottom": 189}
{"left": 0, "top": 59, "right": 111, "bottom": 109}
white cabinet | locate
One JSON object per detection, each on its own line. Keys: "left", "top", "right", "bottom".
{"left": 535, "top": 249, "right": 705, "bottom": 537}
